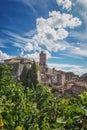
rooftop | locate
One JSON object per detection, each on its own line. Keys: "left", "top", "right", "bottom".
{"left": 4, "top": 56, "right": 33, "bottom": 64}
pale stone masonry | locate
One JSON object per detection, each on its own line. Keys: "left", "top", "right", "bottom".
{"left": 39, "top": 51, "right": 47, "bottom": 73}
{"left": 39, "top": 51, "right": 87, "bottom": 95}
{"left": 39, "top": 51, "right": 66, "bottom": 86}
{"left": 4, "top": 57, "right": 33, "bottom": 81}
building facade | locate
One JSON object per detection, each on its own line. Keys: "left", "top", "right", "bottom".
{"left": 4, "top": 57, "right": 33, "bottom": 81}
{"left": 39, "top": 52, "right": 66, "bottom": 86}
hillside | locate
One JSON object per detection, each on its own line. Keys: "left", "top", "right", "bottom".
{"left": 81, "top": 73, "right": 87, "bottom": 78}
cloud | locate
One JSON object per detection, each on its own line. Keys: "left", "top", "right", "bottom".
{"left": 36, "top": 11, "right": 81, "bottom": 44}
{"left": 20, "top": 49, "right": 24, "bottom": 56}
{"left": 0, "top": 43, "right": 7, "bottom": 48}
{"left": 70, "top": 46, "right": 87, "bottom": 57}
{"left": 37, "top": 11, "right": 81, "bottom": 31}
{"left": 25, "top": 40, "right": 41, "bottom": 52}
{"left": 77, "top": 0, "right": 87, "bottom": 9}
{"left": 0, "top": 38, "right": 10, "bottom": 48}
{"left": 25, "top": 43, "right": 34, "bottom": 51}
{"left": 70, "top": 11, "right": 87, "bottom": 42}
{"left": 48, "top": 63, "right": 87, "bottom": 76}
{"left": 13, "top": 43, "right": 25, "bottom": 49}
{"left": 2, "top": 30, "right": 41, "bottom": 52}
{"left": 56, "top": 0, "right": 72, "bottom": 10}
{"left": 33, "top": 11, "right": 81, "bottom": 52}
{"left": 70, "top": 31, "right": 87, "bottom": 42}
{"left": 12, "top": 0, "right": 37, "bottom": 13}
{"left": 24, "top": 50, "right": 53, "bottom": 62}
{"left": 24, "top": 52, "right": 39, "bottom": 61}
{"left": 1, "top": 8, "right": 82, "bottom": 58}
{"left": 2, "top": 30, "right": 29, "bottom": 43}
{"left": 60, "top": 42, "right": 87, "bottom": 58}
{"left": 60, "top": 53, "right": 84, "bottom": 60}
{"left": 23, "top": 29, "right": 37, "bottom": 37}
{"left": 13, "top": 0, "right": 52, "bottom": 15}
{"left": 0, "top": 50, "right": 10, "bottom": 62}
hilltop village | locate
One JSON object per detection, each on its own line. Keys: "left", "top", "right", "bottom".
{"left": 4, "top": 51, "right": 87, "bottom": 96}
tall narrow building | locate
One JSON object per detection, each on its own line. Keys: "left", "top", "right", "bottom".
{"left": 39, "top": 51, "right": 47, "bottom": 73}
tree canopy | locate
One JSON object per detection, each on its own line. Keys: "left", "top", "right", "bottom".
{"left": 20, "top": 61, "right": 38, "bottom": 88}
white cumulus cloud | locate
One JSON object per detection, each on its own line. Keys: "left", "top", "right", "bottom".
{"left": 48, "top": 11, "right": 81, "bottom": 29}
{"left": 36, "top": 11, "right": 81, "bottom": 41}
{"left": 0, "top": 50, "right": 10, "bottom": 62}
{"left": 24, "top": 50, "right": 51, "bottom": 61}
{"left": 33, "top": 11, "right": 81, "bottom": 52}
{"left": 24, "top": 52, "right": 39, "bottom": 61}
{"left": 25, "top": 43, "right": 34, "bottom": 51}
{"left": 56, "top": 0, "right": 72, "bottom": 10}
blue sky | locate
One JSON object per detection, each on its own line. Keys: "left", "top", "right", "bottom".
{"left": 0, "top": 0, "right": 87, "bottom": 75}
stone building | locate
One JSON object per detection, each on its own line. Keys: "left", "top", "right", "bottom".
{"left": 39, "top": 52, "right": 66, "bottom": 86}
{"left": 65, "top": 72, "right": 78, "bottom": 81}
{"left": 64, "top": 83, "right": 87, "bottom": 97}
{"left": 57, "top": 71, "right": 66, "bottom": 86}
{"left": 4, "top": 57, "right": 33, "bottom": 81}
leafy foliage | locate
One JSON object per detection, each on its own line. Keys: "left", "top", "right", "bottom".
{"left": 20, "top": 65, "right": 28, "bottom": 86}
{"left": 30, "top": 61, "right": 38, "bottom": 88}
{"left": 20, "top": 61, "right": 38, "bottom": 88}
{"left": 0, "top": 64, "right": 87, "bottom": 130}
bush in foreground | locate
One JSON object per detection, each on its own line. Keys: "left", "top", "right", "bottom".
{"left": 0, "top": 64, "right": 87, "bottom": 130}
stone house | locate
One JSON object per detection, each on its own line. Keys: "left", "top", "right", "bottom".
{"left": 4, "top": 57, "right": 33, "bottom": 81}
{"left": 64, "top": 83, "right": 87, "bottom": 96}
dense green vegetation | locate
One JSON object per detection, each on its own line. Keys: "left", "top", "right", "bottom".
{"left": 20, "top": 61, "right": 38, "bottom": 88}
{"left": 0, "top": 64, "right": 87, "bottom": 130}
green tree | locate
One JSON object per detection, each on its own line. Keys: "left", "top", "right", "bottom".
{"left": 26, "top": 68, "right": 32, "bottom": 88}
{"left": 30, "top": 61, "right": 38, "bottom": 88}
{"left": 20, "top": 65, "right": 28, "bottom": 86}
{"left": 0, "top": 64, "right": 39, "bottom": 130}
{"left": 20, "top": 61, "right": 38, "bottom": 88}
{"left": 0, "top": 64, "right": 13, "bottom": 87}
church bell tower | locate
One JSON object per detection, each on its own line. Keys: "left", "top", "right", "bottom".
{"left": 39, "top": 51, "right": 47, "bottom": 73}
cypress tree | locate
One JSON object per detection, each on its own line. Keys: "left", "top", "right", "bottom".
{"left": 20, "top": 65, "right": 28, "bottom": 86}
{"left": 30, "top": 61, "right": 38, "bottom": 88}
{"left": 20, "top": 61, "right": 38, "bottom": 88}
{"left": 26, "top": 68, "right": 32, "bottom": 88}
